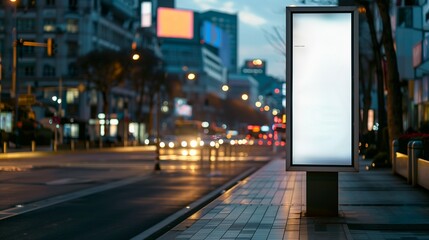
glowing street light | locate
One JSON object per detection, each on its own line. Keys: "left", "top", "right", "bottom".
{"left": 132, "top": 53, "right": 140, "bottom": 60}
{"left": 264, "top": 105, "right": 270, "bottom": 111}
{"left": 186, "top": 72, "right": 196, "bottom": 80}
{"left": 241, "top": 93, "right": 249, "bottom": 101}
{"left": 222, "top": 84, "right": 229, "bottom": 92}
{"left": 272, "top": 109, "right": 279, "bottom": 115}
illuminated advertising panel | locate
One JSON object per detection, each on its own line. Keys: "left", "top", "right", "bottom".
{"left": 286, "top": 7, "right": 359, "bottom": 172}
{"left": 141, "top": 2, "right": 152, "bottom": 28}
{"left": 0, "top": 112, "right": 13, "bottom": 133}
{"left": 242, "top": 59, "right": 266, "bottom": 75}
{"left": 202, "top": 21, "right": 222, "bottom": 48}
{"left": 157, "top": 7, "right": 194, "bottom": 39}
{"left": 174, "top": 98, "right": 192, "bottom": 117}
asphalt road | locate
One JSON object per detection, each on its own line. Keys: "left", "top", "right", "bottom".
{"left": 0, "top": 146, "right": 273, "bottom": 239}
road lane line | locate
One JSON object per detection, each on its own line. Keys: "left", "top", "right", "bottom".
{"left": 0, "top": 174, "right": 151, "bottom": 220}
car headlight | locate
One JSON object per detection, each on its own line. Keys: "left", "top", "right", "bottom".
{"left": 181, "top": 141, "right": 188, "bottom": 148}
{"left": 159, "top": 142, "right": 166, "bottom": 148}
{"left": 190, "top": 140, "right": 198, "bottom": 148}
{"left": 168, "top": 142, "right": 175, "bottom": 148}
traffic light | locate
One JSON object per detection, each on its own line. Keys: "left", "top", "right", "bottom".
{"left": 46, "top": 38, "right": 56, "bottom": 56}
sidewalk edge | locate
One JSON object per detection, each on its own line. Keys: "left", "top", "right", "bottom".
{"left": 131, "top": 160, "right": 272, "bottom": 240}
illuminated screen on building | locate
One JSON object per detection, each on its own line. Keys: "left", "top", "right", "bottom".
{"left": 157, "top": 7, "right": 194, "bottom": 39}
{"left": 242, "top": 59, "right": 266, "bottom": 74}
{"left": 141, "top": 2, "right": 152, "bottom": 28}
{"left": 286, "top": 7, "right": 359, "bottom": 172}
{"left": 202, "top": 21, "right": 222, "bottom": 48}
{"left": 174, "top": 98, "right": 192, "bottom": 117}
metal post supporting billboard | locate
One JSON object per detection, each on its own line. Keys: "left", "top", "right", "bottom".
{"left": 286, "top": 6, "right": 359, "bottom": 216}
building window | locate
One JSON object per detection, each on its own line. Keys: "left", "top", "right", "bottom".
{"left": 23, "top": 65, "right": 35, "bottom": 77}
{"left": 17, "top": 19, "right": 36, "bottom": 32}
{"left": 68, "top": 63, "right": 77, "bottom": 77}
{"left": 43, "top": 64, "right": 56, "bottom": 76}
{"left": 28, "top": 0, "right": 37, "bottom": 8}
{"left": 66, "top": 89, "right": 79, "bottom": 104}
{"left": 43, "top": 18, "right": 56, "bottom": 32}
{"left": 67, "top": 41, "right": 78, "bottom": 57}
{"left": 69, "top": 0, "right": 77, "bottom": 11}
{"left": 46, "top": 0, "right": 56, "bottom": 6}
{"left": 397, "top": 7, "right": 413, "bottom": 28}
{"left": 20, "top": 40, "right": 36, "bottom": 56}
{"left": 66, "top": 19, "right": 79, "bottom": 33}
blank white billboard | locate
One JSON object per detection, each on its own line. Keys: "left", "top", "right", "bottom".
{"left": 286, "top": 7, "right": 359, "bottom": 172}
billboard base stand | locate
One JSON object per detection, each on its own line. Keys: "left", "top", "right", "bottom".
{"left": 306, "top": 172, "right": 338, "bottom": 217}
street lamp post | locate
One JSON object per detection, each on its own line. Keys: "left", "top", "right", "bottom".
{"left": 127, "top": 52, "right": 141, "bottom": 146}
{"left": 10, "top": 0, "right": 17, "bottom": 98}
{"left": 123, "top": 102, "right": 128, "bottom": 147}
{"left": 186, "top": 72, "right": 197, "bottom": 119}
{"left": 10, "top": 0, "right": 19, "bottom": 147}
{"left": 154, "top": 90, "right": 161, "bottom": 171}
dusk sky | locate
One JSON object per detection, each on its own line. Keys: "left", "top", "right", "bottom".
{"left": 176, "top": 0, "right": 300, "bottom": 80}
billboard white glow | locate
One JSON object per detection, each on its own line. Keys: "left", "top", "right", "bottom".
{"left": 286, "top": 7, "right": 359, "bottom": 172}
{"left": 141, "top": 2, "right": 152, "bottom": 28}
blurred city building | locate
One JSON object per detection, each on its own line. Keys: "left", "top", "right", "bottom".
{"left": 200, "top": 10, "right": 238, "bottom": 74}
{"left": 395, "top": 0, "right": 429, "bottom": 130}
{"left": 0, "top": 0, "right": 145, "bottom": 143}
{"left": 240, "top": 59, "right": 284, "bottom": 128}
{"left": 156, "top": 7, "right": 232, "bottom": 128}
{"left": 227, "top": 73, "right": 259, "bottom": 106}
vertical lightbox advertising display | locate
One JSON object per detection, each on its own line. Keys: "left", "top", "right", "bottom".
{"left": 286, "top": 7, "right": 359, "bottom": 172}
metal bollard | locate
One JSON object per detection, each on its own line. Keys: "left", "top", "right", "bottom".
{"left": 408, "top": 141, "right": 423, "bottom": 186}
{"left": 392, "top": 139, "right": 398, "bottom": 174}
{"left": 71, "top": 140, "right": 75, "bottom": 151}
{"left": 85, "top": 140, "right": 90, "bottom": 150}
{"left": 31, "top": 141, "right": 36, "bottom": 152}
{"left": 3, "top": 142, "right": 7, "bottom": 153}
{"left": 51, "top": 139, "right": 57, "bottom": 152}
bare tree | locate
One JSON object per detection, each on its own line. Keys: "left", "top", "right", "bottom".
{"left": 128, "top": 48, "right": 167, "bottom": 137}
{"left": 375, "top": 0, "right": 404, "bottom": 157}
{"left": 77, "top": 49, "right": 127, "bottom": 134}
{"left": 128, "top": 48, "right": 162, "bottom": 122}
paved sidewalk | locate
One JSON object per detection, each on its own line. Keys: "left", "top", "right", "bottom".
{"left": 159, "top": 157, "right": 429, "bottom": 240}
